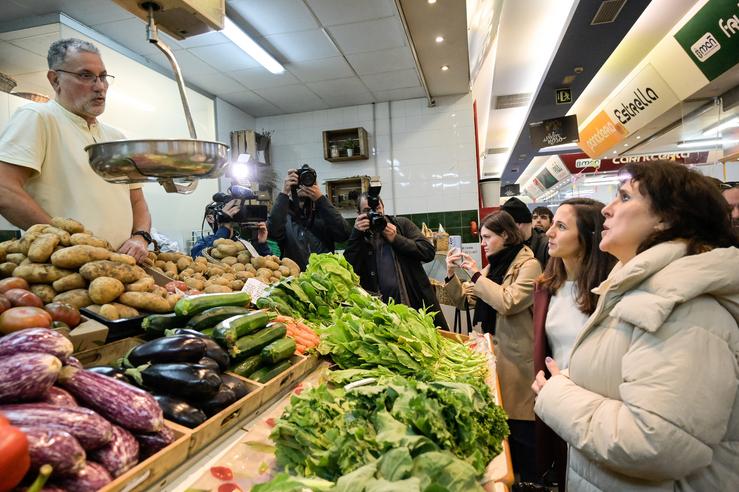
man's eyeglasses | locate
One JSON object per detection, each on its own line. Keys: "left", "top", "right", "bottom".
{"left": 54, "top": 69, "right": 115, "bottom": 85}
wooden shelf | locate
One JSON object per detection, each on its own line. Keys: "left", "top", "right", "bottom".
{"left": 325, "top": 175, "right": 371, "bottom": 210}
{"left": 323, "top": 127, "right": 369, "bottom": 162}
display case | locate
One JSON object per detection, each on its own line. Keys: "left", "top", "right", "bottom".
{"left": 322, "top": 127, "right": 369, "bottom": 162}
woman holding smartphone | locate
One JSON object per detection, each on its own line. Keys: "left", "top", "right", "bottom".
{"left": 445, "top": 210, "right": 542, "bottom": 483}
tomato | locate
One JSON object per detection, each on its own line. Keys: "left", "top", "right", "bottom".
{"left": 0, "top": 277, "right": 29, "bottom": 294}
{"left": 164, "top": 281, "right": 188, "bottom": 293}
{"left": 0, "top": 294, "right": 10, "bottom": 315}
{"left": 4, "top": 288, "right": 44, "bottom": 308}
{"left": 210, "top": 466, "right": 234, "bottom": 481}
{"left": 0, "top": 306, "right": 53, "bottom": 334}
{"left": 0, "top": 415, "right": 30, "bottom": 492}
{"left": 44, "top": 302, "right": 81, "bottom": 328}
{"left": 217, "top": 484, "right": 241, "bottom": 492}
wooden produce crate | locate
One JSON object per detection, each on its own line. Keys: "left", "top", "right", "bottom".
{"left": 238, "top": 354, "right": 319, "bottom": 408}
{"left": 74, "top": 337, "right": 145, "bottom": 367}
{"left": 100, "top": 420, "right": 191, "bottom": 492}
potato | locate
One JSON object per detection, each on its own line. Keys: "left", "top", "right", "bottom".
{"left": 278, "top": 265, "right": 291, "bottom": 277}
{"left": 6, "top": 253, "right": 26, "bottom": 265}
{"left": 42, "top": 227, "right": 71, "bottom": 246}
{"left": 111, "top": 303, "right": 139, "bottom": 318}
{"left": 281, "top": 257, "right": 300, "bottom": 277}
{"left": 13, "top": 264, "right": 73, "bottom": 283}
{"left": 118, "top": 292, "right": 171, "bottom": 313}
{"left": 0, "top": 262, "right": 17, "bottom": 278}
{"left": 155, "top": 260, "right": 167, "bottom": 269}
{"left": 230, "top": 280, "right": 244, "bottom": 291}
{"left": 50, "top": 217, "right": 85, "bottom": 234}
{"left": 26, "top": 224, "right": 49, "bottom": 234}
{"left": 191, "top": 262, "right": 207, "bottom": 274}
{"left": 209, "top": 248, "right": 225, "bottom": 259}
{"left": 53, "top": 289, "right": 93, "bottom": 309}
{"left": 235, "top": 271, "right": 254, "bottom": 280}
{"left": 30, "top": 284, "right": 57, "bottom": 304}
{"left": 206, "top": 267, "right": 225, "bottom": 277}
{"left": 237, "top": 252, "right": 251, "bottom": 264}
{"left": 184, "top": 277, "right": 205, "bottom": 291}
{"left": 4, "top": 240, "right": 21, "bottom": 254}
{"left": 99, "top": 304, "right": 119, "bottom": 320}
{"left": 52, "top": 273, "right": 87, "bottom": 293}
{"left": 157, "top": 252, "right": 183, "bottom": 263}
{"left": 7, "top": 234, "right": 37, "bottom": 255}
{"left": 216, "top": 243, "right": 240, "bottom": 257}
{"left": 234, "top": 241, "right": 246, "bottom": 252}
{"left": 269, "top": 275, "right": 281, "bottom": 284}
{"left": 271, "top": 270, "right": 282, "bottom": 280}
{"left": 204, "top": 284, "right": 232, "bottom": 293}
{"left": 176, "top": 256, "right": 192, "bottom": 272}
{"left": 51, "top": 245, "right": 111, "bottom": 269}
{"left": 86, "top": 304, "right": 102, "bottom": 314}
{"left": 151, "top": 285, "right": 168, "bottom": 298}
{"left": 251, "top": 256, "right": 266, "bottom": 269}
{"left": 244, "top": 263, "right": 257, "bottom": 274}
{"left": 231, "top": 263, "right": 245, "bottom": 272}
{"left": 194, "top": 256, "right": 207, "bottom": 264}
{"left": 164, "top": 261, "right": 178, "bottom": 277}
{"left": 166, "top": 293, "right": 182, "bottom": 309}
{"left": 256, "top": 268, "right": 273, "bottom": 278}
{"left": 221, "top": 256, "right": 238, "bottom": 266}
{"left": 208, "top": 276, "right": 230, "bottom": 287}
{"left": 109, "top": 253, "right": 137, "bottom": 266}
{"left": 69, "top": 233, "right": 111, "bottom": 249}
{"left": 213, "top": 238, "right": 233, "bottom": 247}
{"left": 88, "top": 276, "right": 125, "bottom": 305}
{"left": 264, "top": 259, "right": 280, "bottom": 271}
{"left": 126, "top": 276, "right": 155, "bottom": 292}
{"left": 179, "top": 268, "right": 195, "bottom": 278}
{"left": 27, "top": 234, "right": 61, "bottom": 263}
{"left": 79, "top": 260, "right": 146, "bottom": 283}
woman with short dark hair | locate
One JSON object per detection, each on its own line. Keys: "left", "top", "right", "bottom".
{"left": 532, "top": 161, "right": 739, "bottom": 491}
{"left": 445, "top": 210, "right": 541, "bottom": 483}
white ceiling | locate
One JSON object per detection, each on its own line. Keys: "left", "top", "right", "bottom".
{"left": 0, "top": 0, "right": 465, "bottom": 116}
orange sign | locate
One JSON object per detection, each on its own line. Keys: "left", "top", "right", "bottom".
{"left": 578, "top": 111, "right": 628, "bottom": 157}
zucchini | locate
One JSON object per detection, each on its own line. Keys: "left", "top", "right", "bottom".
{"left": 230, "top": 354, "right": 262, "bottom": 378}
{"left": 201, "top": 327, "right": 215, "bottom": 338}
{"left": 142, "top": 313, "right": 190, "bottom": 337}
{"left": 249, "top": 359, "right": 292, "bottom": 383}
{"left": 174, "top": 291, "right": 251, "bottom": 316}
{"left": 187, "top": 305, "right": 251, "bottom": 331}
{"left": 261, "top": 337, "right": 296, "bottom": 364}
{"left": 228, "top": 323, "right": 287, "bottom": 360}
{"left": 213, "top": 310, "right": 274, "bottom": 346}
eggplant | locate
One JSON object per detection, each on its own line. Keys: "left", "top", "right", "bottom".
{"left": 0, "top": 353, "right": 61, "bottom": 403}
{"left": 52, "top": 461, "right": 112, "bottom": 492}
{"left": 62, "top": 356, "right": 83, "bottom": 368}
{"left": 126, "top": 335, "right": 206, "bottom": 366}
{"left": 0, "top": 403, "right": 112, "bottom": 450}
{"left": 153, "top": 394, "right": 207, "bottom": 429}
{"left": 197, "top": 357, "right": 220, "bottom": 372}
{"left": 0, "top": 328, "right": 73, "bottom": 358}
{"left": 219, "top": 373, "right": 249, "bottom": 400}
{"left": 135, "top": 426, "right": 175, "bottom": 459}
{"left": 132, "top": 363, "right": 222, "bottom": 400}
{"left": 167, "top": 328, "right": 206, "bottom": 338}
{"left": 58, "top": 366, "right": 163, "bottom": 433}
{"left": 196, "top": 384, "right": 237, "bottom": 417}
{"left": 87, "top": 366, "right": 131, "bottom": 383}
{"left": 38, "top": 386, "right": 78, "bottom": 406}
{"left": 168, "top": 330, "right": 230, "bottom": 371}
{"left": 89, "top": 424, "right": 139, "bottom": 478}
{"left": 20, "top": 426, "right": 86, "bottom": 476}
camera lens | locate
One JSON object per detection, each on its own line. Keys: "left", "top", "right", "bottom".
{"left": 369, "top": 211, "right": 387, "bottom": 233}
{"left": 299, "top": 172, "right": 316, "bottom": 187}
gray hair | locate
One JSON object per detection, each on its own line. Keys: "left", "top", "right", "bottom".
{"left": 47, "top": 38, "right": 100, "bottom": 69}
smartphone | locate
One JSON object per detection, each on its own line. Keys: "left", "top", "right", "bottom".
{"left": 448, "top": 235, "right": 462, "bottom": 251}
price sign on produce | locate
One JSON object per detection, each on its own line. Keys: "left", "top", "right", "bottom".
{"left": 241, "top": 277, "right": 270, "bottom": 300}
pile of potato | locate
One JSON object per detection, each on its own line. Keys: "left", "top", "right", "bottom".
{"left": 145, "top": 238, "right": 300, "bottom": 294}
{"left": 0, "top": 217, "right": 173, "bottom": 318}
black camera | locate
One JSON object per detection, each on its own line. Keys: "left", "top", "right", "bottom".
{"left": 205, "top": 186, "right": 268, "bottom": 240}
{"left": 294, "top": 164, "right": 317, "bottom": 188}
{"left": 366, "top": 179, "right": 387, "bottom": 234}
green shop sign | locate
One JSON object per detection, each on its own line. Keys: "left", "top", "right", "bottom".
{"left": 674, "top": 0, "right": 739, "bottom": 81}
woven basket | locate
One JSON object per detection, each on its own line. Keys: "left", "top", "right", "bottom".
{"left": 202, "top": 247, "right": 224, "bottom": 266}
{"left": 13, "top": 92, "right": 49, "bottom": 103}
{"left": 0, "top": 72, "right": 17, "bottom": 93}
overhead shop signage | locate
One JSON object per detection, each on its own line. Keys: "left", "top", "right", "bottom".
{"left": 555, "top": 88, "right": 572, "bottom": 105}
{"left": 578, "top": 111, "right": 627, "bottom": 157}
{"left": 560, "top": 151, "right": 714, "bottom": 174}
{"left": 529, "top": 114, "right": 579, "bottom": 150}
{"left": 500, "top": 184, "right": 521, "bottom": 197}
{"left": 674, "top": 0, "right": 739, "bottom": 81}
{"left": 575, "top": 158, "right": 601, "bottom": 169}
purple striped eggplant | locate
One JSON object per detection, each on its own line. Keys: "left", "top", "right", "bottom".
{"left": 135, "top": 426, "right": 175, "bottom": 459}
{"left": 52, "top": 461, "right": 112, "bottom": 492}
{"left": 62, "top": 355, "right": 83, "bottom": 368}
{"left": 0, "top": 403, "right": 112, "bottom": 449}
{"left": 20, "top": 426, "right": 86, "bottom": 476}
{"left": 58, "top": 366, "right": 163, "bottom": 433}
{"left": 89, "top": 424, "right": 139, "bottom": 478}
{"left": 38, "top": 386, "right": 78, "bottom": 406}
{"left": 0, "top": 328, "right": 73, "bottom": 358}
{"left": 0, "top": 352, "right": 61, "bottom": 402}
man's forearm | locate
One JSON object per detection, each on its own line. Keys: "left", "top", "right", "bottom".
{"left": 130, "top": 189, "right": 151, "bottom": 233}
{"left": 0, "top": 185, "right": 51, "bottom": 230}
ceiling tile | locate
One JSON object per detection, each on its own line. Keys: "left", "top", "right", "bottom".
{"left": 220, "top": 89, "right": 282, "bottom": 116}
{"left": 57, "top": 0, "right": 133, "bottom": 26}
{"left": 8, "top": 32, "right": 61, "bottom": 57}
{"left": 185, "top": 71, "right": 246, "bottom": 95}
{"left": 373, "top": 86, "right": 426, "bottom": 102}
{"left": 305, "top": 0, "right": 396, "bottom": 26}
{"left": 324, "top": 92, "right": 376, "bottom": 108}
{"left": 327, "top": 17, "right": 406, "bottom": 55}
{"left": 346, "top": 47, "right": 415, "bottom": 75}
{"left": 262, "top": 29, "right": 339, "bottom": 63}
{"left": 306, "top": 77, "right": 370, "bottom": 99}
{"left": 189, "top": 43, "right": 262, "bottom": 71}
{"left": 0, "top": 0, "right": 34, "bottom": 20}
{"left": 229, "top": 0, "right": 318, "bottom": 36}
{"left": 151, "top": 49, "right": 218, "bottom": 77}
{"left": 361, "top": 69, "right": 420, "bottom": 92}
{"left": 276, "top": 98, "right": 329, "bottom": 114}
{"left": 285, "top": 56, "right": 353, "bottom": 82}
{"left": 0, "top": 40, "right": 47, "bottom": 75}
{"left": 253, "top": 84, "right": 328, "bottom": 113}
{"left": 176, "top": 31, "right": 229, "bottom": 49}
{"left": 0, "top": 24, "right": 58, "bottom": 41}
{"left": 92, "top": 17, "right": 166, "bottom": 57}
{"left": 229, "top": 67, "right": 299, "bottom": 90}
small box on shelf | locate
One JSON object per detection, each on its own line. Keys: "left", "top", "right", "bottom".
{"left": 323, "top": 127, "right": 369, "bottom": 162}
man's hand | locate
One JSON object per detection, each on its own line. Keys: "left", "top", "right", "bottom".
{"left": 300, "top": 183, "right": 323, "bottom": 201}
{"left": 222, "top": 200, "right": 241, "bottom": 219}
{"left": 354, "top": 213, "right": 370, "bottom": 232}
{"left": 282, "top": 170, "right": 298, "bottom": 195}
{"left": 257, "top": 222, "right": 268, "bottom": 243}
{"left": 118, "top": 235, "right": 149, "bottom": 264}
{"left": 382, "top": 222, "right": 397, "bottom": 242}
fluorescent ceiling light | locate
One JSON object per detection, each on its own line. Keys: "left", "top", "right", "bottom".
{"left": 677, "top": 138, "right": 728, "bottom": 148}
{"left": 222, "top": 18, "right": 284, "bottom": 74}
{"left": 539, "top": 142, "right": 580, "bottom": 152}
{"left": 702, "top": 117, "right": 739, "bottom": 136}
{"left": 435, "top": 35, "right": 444, "bottom": 43}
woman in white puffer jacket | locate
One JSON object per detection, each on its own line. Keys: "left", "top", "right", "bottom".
{"left": 532, "top": 160, "right": 739, "bottom": 491}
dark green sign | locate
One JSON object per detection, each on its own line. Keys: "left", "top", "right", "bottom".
{"left": 555, "top": 87, "right": 572, "bottom": 105}
{"left": 674, "top": 0, "right": 739, "bottom": 81}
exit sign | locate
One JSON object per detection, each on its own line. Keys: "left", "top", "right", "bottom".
{"left": 556, "top": 88, "right": 572, "bottom": 105}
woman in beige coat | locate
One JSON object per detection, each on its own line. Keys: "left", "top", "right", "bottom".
{"left": 532, "top": 160, "right": 739, "bottom": 491}
{"left": 445, "top": 210, "right": 542, "bottom": 482}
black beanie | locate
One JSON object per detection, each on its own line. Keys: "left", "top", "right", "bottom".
{"left": 501, "top": 197, "right": 532, "bottom": 223}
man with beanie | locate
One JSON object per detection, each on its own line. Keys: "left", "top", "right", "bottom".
{"left": 501, "top": 197, "right": 549, "bottom": 267}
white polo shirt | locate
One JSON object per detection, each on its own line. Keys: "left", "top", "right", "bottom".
{"left": 0, "top": 100, "right": 138, "bottom": 249}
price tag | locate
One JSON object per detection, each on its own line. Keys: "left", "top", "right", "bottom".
{"left": 241, "top": 277, "right": 270, "bottom": 300}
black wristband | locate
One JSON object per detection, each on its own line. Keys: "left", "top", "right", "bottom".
{"left": 471, "top": 272, "right": 482, "bottom": 284}
{"left": 132, "top": 230, "right": 152, "bottom": 245}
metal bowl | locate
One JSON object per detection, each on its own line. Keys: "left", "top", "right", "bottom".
{"left": 86, "top": 138, "right": 229, "bottom": 183}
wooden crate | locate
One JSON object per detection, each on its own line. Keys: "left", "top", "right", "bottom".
{"left": 74, "top": 337, "right": 145, "bottom": 367}
{"left": 100, "top": 420, "right": 191, "bottom": 492}
{"left": 237, "top": 354, "right": 319, "bottom": 407}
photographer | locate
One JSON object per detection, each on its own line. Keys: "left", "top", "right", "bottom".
{"left": 344, "top": 192, "right": 448, "bottom": 329}
{"left": 268, "top": 166, "right": 350, "bottom": 271}
{"left": 191, "top": 199, "right": 271, "bottom": 258}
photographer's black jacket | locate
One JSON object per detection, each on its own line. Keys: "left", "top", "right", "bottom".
{"left": 268, "top": 193, "right": 350, "bottom": 271}
{"left": 344, "top": 216, "right": 448, "bottom": 329}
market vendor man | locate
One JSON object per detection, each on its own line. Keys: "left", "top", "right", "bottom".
{"left": 0, "top": 38, "right": 152, "bottom": 263}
